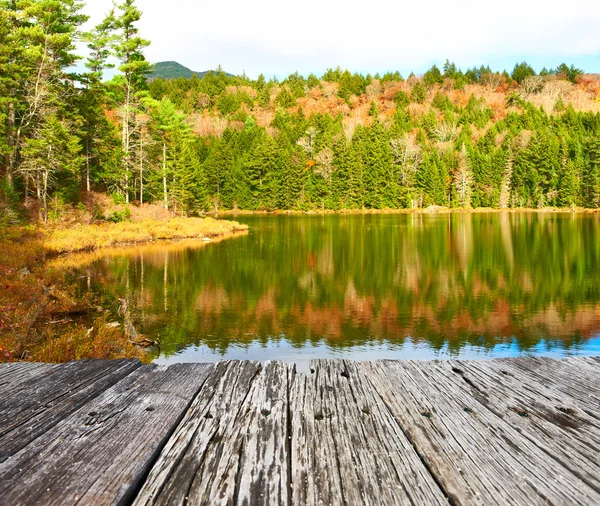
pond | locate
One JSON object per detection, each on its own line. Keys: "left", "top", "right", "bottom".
{"left": 75, "top": 213, "right": 600, "bottom": 371}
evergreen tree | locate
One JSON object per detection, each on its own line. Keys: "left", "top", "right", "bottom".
{"left": 114, "top": 0, "right": 152, "bottom": 203}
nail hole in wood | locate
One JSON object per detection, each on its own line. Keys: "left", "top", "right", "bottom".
{"left": 556, "top": 406, "right": 577, "bottom": 416}
{"left": 204, "top": 412, "right": 213, "bottom": 419}
{"left": 421, "top": 410, "right": 433, "bottom": 419}
{"left": 361, "top": 406, "right": 371, "bottom": 415}
{"left": 315, "top": 412, "right": 324, "bottom": 421}
{"left": 452, "top": 367, "right": 463, "bottom": 374}
{"left": 341, "top": 370, "right": 350, "bottom": 379}
{"left": 464, "top": 407, "right": 473, "bottom": 414}
{"left": 261, "top": 409, "right": 271, "bottom": 417}
{"left": 500, "top": 370, "right": 513, "bottom": 376}
{"left": 511, "top": 407, "right": 529, "bottom": 417}
{"left": 88, "top": 412, "right": 98, "bottom": 417}
{"left": 145, "top": 406, "right": 155, "bottom": 412}
{"left": 310, "top": 368, "right": 315, "bottom": 374}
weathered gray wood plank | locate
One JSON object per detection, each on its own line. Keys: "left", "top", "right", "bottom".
{"left": 134, "top": 360, "right": 286, "bottom": 506}
{"left": 0, "top": 362, "right": 212, "bottom": 506}
{"left": 0, "top": 358, "right": 141, "bottom": 462}
{"left": 497, "top": 357, "right": 600, "bottom": 416}
{"left": 360, "top": 360, "right": 600, "bottom": 505}
{"left": 233, "top": 361, "right": 293, "bottom": 506}
{"left": 290, "top": 359, "right": 448, "bottom": 506}
{"left": 0, "top": 362, "right": 57, "bottom": 393}
{"left": 442, "top": 359, "right": 600, "bottom": 493}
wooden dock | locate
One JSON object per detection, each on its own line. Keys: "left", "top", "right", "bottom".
{"left": 0, "top": 357, "right": 599, "bottom": 505}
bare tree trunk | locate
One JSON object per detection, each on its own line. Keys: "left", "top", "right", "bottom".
{"left": 85, "top": 137, "right": 90, "bottom": 192}
{"left": 163, "top": 142, "right": 168, "bottom": 210}
{"left": 122, "top": 82, "right": 131, "bottom": 204}
{"left": 5, "top": 100, "right": 15, "bottom": 186}
{"left": 139, "top": 135, "right": 143, "bottom": 204}
{"left": 36, "top": 169, "right": 42, "bottom": 221}
{"left": 42, "top": 169, "right": 48, "bottom": 223}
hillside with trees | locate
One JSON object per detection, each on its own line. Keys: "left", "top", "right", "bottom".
{"left": 146, "top": 61, "right": 227, "bottom": 81}
{"left": 2, "top": 0, "right": 600, "bottom": 222}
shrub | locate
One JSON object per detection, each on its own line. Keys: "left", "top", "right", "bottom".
{"left": 106, "top": 206, "right": 131, "bottom": 223}
{"left": 0, "top": 179, "right": 21, "bottom": 228}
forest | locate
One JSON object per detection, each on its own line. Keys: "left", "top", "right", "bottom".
{"left": 2, "top": 0, "right": 600, "bottom": 223}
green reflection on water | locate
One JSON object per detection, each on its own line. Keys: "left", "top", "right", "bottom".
{"left": 77, "top": 213, "right": 600, "bottom": 361}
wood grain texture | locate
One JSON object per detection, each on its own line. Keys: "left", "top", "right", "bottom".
{"left": 445, "top": 359, "right": 600, "bottom": 493}
{"left": 360, "top": 360, "right": 600, "bottom": 505}
{"left": 290, "top": 359, "right": 448, "bottom": 506}
{"left": 498, "top": 356, "right": 600, "bottom": 414}
{"left": 134, "top": 360, "right": 269, "bottom": 506}
{"left": 0, "top": 357, "right": 599, "bottom": 506}
{"left": 135, "top": 360, "right": 293, "bottom": 506}
{"left": 0, "top": 358, "right": 141, "bottom": 462}
{"left": 0, "top": 362, "right": 57, "bottom": 393}
{"left": 0, "top": 363, "right": 211, "bottom": 506}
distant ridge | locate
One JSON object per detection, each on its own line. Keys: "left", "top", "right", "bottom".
{"left": 148, "top": 61, "right": 233, "bottom": 80}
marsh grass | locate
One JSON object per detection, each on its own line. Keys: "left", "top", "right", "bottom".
{"left": 43, "top": 217, "right": 248, "bottom": 254}
{"left": 0, "top": 216, "right": 248, "bottom": 363}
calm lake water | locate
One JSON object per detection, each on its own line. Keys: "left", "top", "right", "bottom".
{"left": 76, "top": 213, "right": 600, "bottom": 371}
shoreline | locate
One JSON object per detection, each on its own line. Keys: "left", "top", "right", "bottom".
{"left": 42, "top": 217, "right": 249, "bottom": 256}
{"left": 0, "top": 217, "right": 248, "bottom": 364}
{"left": 215, "top": 206, "right": 598, "bottom": 217}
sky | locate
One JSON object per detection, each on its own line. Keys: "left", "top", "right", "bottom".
{"left": 82, "top": 0, "right": 600, "bottom": 79}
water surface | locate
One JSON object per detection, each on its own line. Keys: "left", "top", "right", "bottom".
{"left": 76, "top": 213, "right": 600, "bottom": 371}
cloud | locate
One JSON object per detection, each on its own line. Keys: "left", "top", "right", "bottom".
{"left": 83, "top": 0, "right": 600, "bottom": 77}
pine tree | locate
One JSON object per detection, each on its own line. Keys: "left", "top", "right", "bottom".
{"left": 586, "top": 138, "right": 600, "bottom": 208}
{"left": 79, "top": 9, "right": 118, "bottom": 192}
{"left": 114, "top": 0, "right": 152, "bottom": 203}
{"left": 15, "top": 0, "right": 87, "bottom": 213}
{"left": 498, "top": 149, "right": 514, "bottom": 209}
{"left": 453, "top": 144, "right": 473, "bottom": 207}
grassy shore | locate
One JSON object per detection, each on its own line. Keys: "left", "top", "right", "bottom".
{"left": 43, "top": 217, "right": 248, "bottom": 254}
{"left": 0, "top": 217, "right": 248, "bottom": 363}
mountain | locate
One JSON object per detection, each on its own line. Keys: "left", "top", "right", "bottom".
{"left": 147, "top": 61, "right": 233, "bottom": 81}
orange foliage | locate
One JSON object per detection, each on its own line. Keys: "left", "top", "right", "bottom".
{"left": 191, "top": 74, "right": 600, "bottom": 138}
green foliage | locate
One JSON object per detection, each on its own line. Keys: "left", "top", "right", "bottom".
{"left": 511, "top": 62, "right": 536, "bottom": 84}
{"left": 432, "top": 92, "right": 454, "bottom": 112}
{"left": 0, "top": 4, "right": 597, "bottom": 218}
{"left": 394, "top": 90, "right": 410, "bottom": 108}
{"left": 423, "top": 65, "right": 444, "bottom": 87}
{"left": 105, "top": 206, "right": 131, "bottom": 223}
{"left": 216, "top": 92, "right": 241, "bottom": 115}
{"left": 0, "top": 177, "right": 21, "bottom": 227}
{"left": 555, "top": 63, "right": 583, "bottom": 84}
{"left": 368, "top": 101, "right": 379, "bottom": 117}
{"left": 275, "top": 87, "right": 296, "bottom": 108}
{"left": 411, "top": 82, "right": 427, "bottom": 104}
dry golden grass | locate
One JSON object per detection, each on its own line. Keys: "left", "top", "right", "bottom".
{"left": 47, "top": 231, "right": 249, "bottom": 271}
{"left": 43, "top": 217, "right": 248, "bottom": 255}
